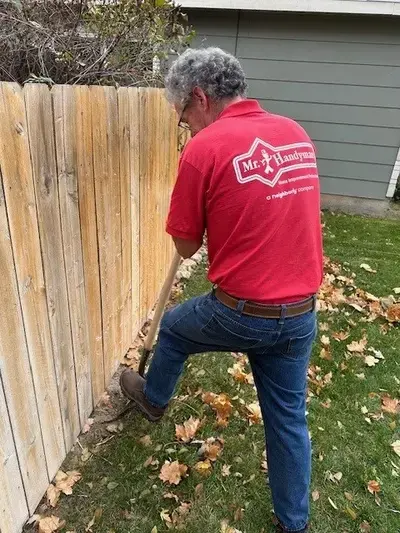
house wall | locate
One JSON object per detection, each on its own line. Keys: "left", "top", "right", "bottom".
{"left": 188, "top": 9, "right": 400, "bottom": 200}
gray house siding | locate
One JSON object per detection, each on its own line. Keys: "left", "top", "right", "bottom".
{"left": 188, "top": 9, "right": 400, "bottom": 200}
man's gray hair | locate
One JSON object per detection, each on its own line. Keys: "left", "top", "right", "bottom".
{"left": 165, "top": 47, "right": 248, "bottom": 107}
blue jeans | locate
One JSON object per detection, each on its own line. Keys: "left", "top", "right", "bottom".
{"left": 144, "top": 291, "right": 316, "bottom": 532}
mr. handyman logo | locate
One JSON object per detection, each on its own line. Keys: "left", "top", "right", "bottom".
{"left": 233, "top": 138, "right": 317, "bottom": 187}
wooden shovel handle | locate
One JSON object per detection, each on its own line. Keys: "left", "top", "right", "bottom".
{"left": 143, "top": 251, "right": 182, "bottom": 351}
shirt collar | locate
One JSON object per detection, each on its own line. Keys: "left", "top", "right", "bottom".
{"left": 217, "top": 99, "right": 265, "bottom": 120}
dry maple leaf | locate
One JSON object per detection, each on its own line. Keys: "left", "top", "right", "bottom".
{"left": 391, "top": 440, "right": 400, "bottom": 457}
{"left": 194, "top": 459, "right": 212, "bottom": 476}
{"left": 381, "top": 396, "right": 400, "bottom": 415}
{"left": 221, "top": 464, "right": 231, "bottom": 477}
{"left": 320, "top": 335, "right": 330, "bottom": 346}
{"left": 54, "top": 470, "right": 81, "bottom": 495}
{"left": 246, "top": 402, "right": 262, "bottom": 425}
{"left": 202, "top": 392, "right": 233, "bottom": 426}
{"left": 387, "top": 303, "right": 400, "bottom": 322}
{"left": 199, "top": 437, "right": 224, "bottom": 461}
{"left": 347, "top": 337, "right": 368, "bottom": 354}
{"left": 139, "top": 435, "right": 152, "bottom": 447}
{"left": 46, "top": 484, "right": 61, "bottom": 508}
{"left": 175, "top": 416, "right": 201, "bottom": 443}
{"left": 365, "top": 355, "right": 379, "bottom": 367}
{"left": 159, "top": 461, "right": 188, "bottom": 486}
{"left": 332, "top": 330, "right": 350, "bottom": 341}
{"left": 38, "top": 516, "right": 65, "bottom": 533}
{"left": 367, "top": 480, "right": 381, "bottom": 494}
{"left": 319, "top": 347, "right": 332, "bottom": 361}
{"left": 228, "top": 363, "right": 248, "bottom": 383}
{"left": 319, "top": 322, "right": 329, "bottom": 331}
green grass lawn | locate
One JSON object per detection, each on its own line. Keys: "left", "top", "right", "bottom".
{"left": 28, "top": 212, "right": 400, "bottom": 533}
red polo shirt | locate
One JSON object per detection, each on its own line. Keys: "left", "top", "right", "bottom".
{"left": 167, "top": 99, "right": 323, "bottom": 304}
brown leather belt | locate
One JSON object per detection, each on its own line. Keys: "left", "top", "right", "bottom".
{"left": 214, "top": 287, "right": 315, "bottom": 319}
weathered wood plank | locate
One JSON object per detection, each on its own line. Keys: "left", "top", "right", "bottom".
{"left": 0, "top": 82, "right": 64, "bottom": 482}
{"left": 52, "top": 85, "right": 93, "bottom": 426}
{"left": 0, "top": 372, "right": 29, "bottom": 533}
{"left": 90, "top": 86, "right": 122, "bottom": 381}
{"left": 129, "top": 88, "right": 141, "bottom": 340}
{"left": 118, "top": 88, "right": 133, "bottom": 356}
{"left": 25, "top": 84, "right": 80, "bottom": 450}
{"left": 74, "top": 85, "right": 105, "bottom": 405}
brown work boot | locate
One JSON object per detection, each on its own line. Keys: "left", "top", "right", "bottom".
{"left": 120, "top": 369, "right": 166, "bottom": 422}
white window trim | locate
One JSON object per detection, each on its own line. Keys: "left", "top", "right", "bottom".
{"left": 178, "top": 0, "right": 400, "bottom": 16}
{"left": 386, "top": 147, "right": 400, "bottom": 198}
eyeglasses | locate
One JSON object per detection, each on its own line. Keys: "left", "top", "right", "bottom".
{"left": 178, "top": 101, "right": 191, "bottom": 131}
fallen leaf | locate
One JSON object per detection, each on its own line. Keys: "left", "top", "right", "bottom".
{"left": 320, "top": 335, "right": 330, "bottom": 346}
{"left": 222, "top": 464, "right": 231, "bottom": 477}
{"left": 202, "top": 392, "right": 233, "bottom": 426}
{"left": 139, "top": 435, "right": 152, "bottom": 447}
{"left": 360, "top": 263, "right": 376, "bottom": 273}
{"left": 320, "top": 399, "right": 332, "bottom": 409}
{"left": 163, "top": 492, "right": 179, "bottom": 503}
{"left": 328, "top": 497, "right": 338, "bottom": 510}
{"left": 234, "top": 507, "right": 244, "bottom": 522}
{"left": 160, "top": 509, "right": 173, "bottom": 526}
{"left": 107, "top": 481, "right": 119, "bottom": 490}
{"left": 175, "top": 416, "right": 201, "bottom": 443}
{"left": 360, "top": 521, "right": 371, "bottom": 532}
{"left": 332, "top": 330, "right": 350, "bottom": 341}
{"left": 194, "top": 459, "right": 212, "bottom": 476}
{"left": 151, "top": 527, "right": 158, "bottom": 533}
{"left": 319, "top": 347, "right": 332, "bottom": 361}
{"left": 382, "top": 396, "right": 400, "bottom": 415}
{"left": 246, "top": 402, "right": 262, "bottom": 425}
{"left": 319, "top": 322, "right": 330, "bottom": 331}
{"left": 367, "top": 480, "right": 381, "bottom": 494}
{"left": 387, "top": 303, "right": 400, "bottom": 322}
{"left": 356, "top": 373, "right": 366, "bottom": 380}
{"left": 82, "top": 418, "right": 94, "bottom": 433}
{"left": 389, "top": 420, "right": 396, "bottom": 430}
{"left": 81, "top": 447, "right": 92, "bottom": 462}
{"left": 228, "top": 363, "right": 248, "bottom": 383}
{"left": 54, "top": 470, "right": 81, "bottom": 495}
{"left": 365, "top": 355, "right": 379, "bottom": 367}
{"left": 368, "top": 347, "right": 384, "bottom": 359}
{"left": 361, "top": 406, "right": 369, "bottom": 414}
{"left": 393, "top": 287, "right": 400, "bottom": 294}
{"left": 46, "top": 484, "right": 61, "bottom": 507}
{"left": 344, "top": 506, "right": 357, "bottom": 520}
{"left": 159, "top": 460, "right": 188, "bottom": 485}
{"left": 199, "top": 437, "right": 224, "bottom": 461}
{"left": 38, "top": 516, "right": 65, "bottom": 533}
{"left": 344, "top": 491, "right": 353, "bottom": 501}
{"left": 194, "top": 483, "right": 204, "bottom": 497}
{"left": 347, "top": 338, "right": 368, "bottom": 354}
{"left": 391, "top": 440, "right": 400, "bottom": 457}
{"left": 312, "top": 490, "right": 320, "bottom": 501}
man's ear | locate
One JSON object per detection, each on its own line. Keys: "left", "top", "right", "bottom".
{"left": 192, "top": 87, "right": 208, "bottom": 109}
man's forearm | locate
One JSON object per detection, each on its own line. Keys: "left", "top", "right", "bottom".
{"left": 172, "top": 236, "right": 202, "bottom": 259}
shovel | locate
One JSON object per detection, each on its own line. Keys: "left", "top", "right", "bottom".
{"left": 138, "top": 251, "right": 182, "bottom": 376}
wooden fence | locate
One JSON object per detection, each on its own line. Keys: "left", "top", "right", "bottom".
{"left": 0, "top": 83, "right": 183, "bottom": 533}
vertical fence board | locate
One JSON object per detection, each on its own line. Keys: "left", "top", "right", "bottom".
{"left": 53, "top": 85, "right": 93, "bottom": 426}
{"left": 129, "top": 89, "right": 141, "bottom": 340}
{"left": 118, "top": 88, "right": 133, "bottom": 356}
{"left": 25, "top": 84, "right": 80, "bottom": 450}
{"left": 0, "top": 84, "right": 182, "bottom": 529}
{"left": 0, "top": 82, "right": 64, "bottom": 482}
{"left": 0, "top": 172, "right": 44, "bottom": 517}
{"left": 91, "top": 86, "right": 122, "bottom": 381}
{"left": 0, "top": 373, "right": 28, "bottom": 533}
{"left": 74, "top": 86, "right": 105, "bottom": 404}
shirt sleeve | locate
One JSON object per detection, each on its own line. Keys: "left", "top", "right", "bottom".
{"left": 166, "top": 158, "right": 206, "bottom": 242}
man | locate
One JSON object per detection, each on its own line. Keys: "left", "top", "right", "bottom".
{"left": 120, "top": 47, "right": 323, "bottom": 533}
